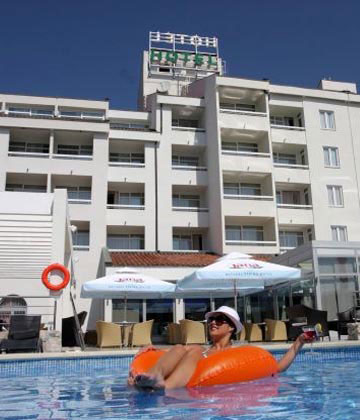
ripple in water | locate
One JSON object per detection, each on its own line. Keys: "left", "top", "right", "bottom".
{"left": 1, "top": 359, "right": 360, "bottom": 419}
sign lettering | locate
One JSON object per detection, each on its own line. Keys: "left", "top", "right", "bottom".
{"left": 150, "top": 49, "right": 218, "bottom": 69}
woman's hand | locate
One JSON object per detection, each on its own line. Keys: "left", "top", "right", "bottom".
{"left": 298, "top": 332, "right": 316, "bottom": 345}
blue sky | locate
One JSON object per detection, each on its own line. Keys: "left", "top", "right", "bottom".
{"left": 1, "top": 1, "right": 360, "bottom": 109}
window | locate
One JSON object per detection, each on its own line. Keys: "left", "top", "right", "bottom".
{"left": 270, "top": 116, "right": 294, "bottom": 126}
{"left": 59, "top": 110, "right": 105, "bottom": 120}
{"left": 331, "top": 226, "right": 348, "bottom": 241}
{"left": 273, "top": 153, "right": 297, "bottom": 165}
{"left": 327, "top": 185, "right": 343, "bottom": 207}
{"left": 276, "top": 191, "right": 300, "bottom": 205}
{"left": 279, "top": 231, "right": 304, "bottom": 248}
{"left": 173, "top": 234, "right": 202, "bottom": 250}
{"left": 8, "top": 107, "right": 54, "bottom": 117}
{"left": 172, "top": 194, "right": 200, "bottom": 208}
{"left": 222, "top": 142, "right": 258, "bottom": 153}
{"left": 57, "top": 144, "right": 93, "bottom": 156}
{"left": 304, "top": 188, "right": 310, "bottom": 205}
{"left": 109, "top": 152, "right": 144, "bottom": 164}
{"left": 72, "top": 230, "right": 90, "bottom": 248}
{"left": 172, "top": 119, "right": 199, "bottom": 128}
{"left": 323, "top": 146, "right": 340, "bottom": 167}
{"left": 107, "top": 234, "right": 144, "bottom": 250}
{"left": 225, "top": 226, "right": 264, "bottom": 242}
{"left": 108, "top": 191, "right": 145, "bottom": 207}
{"left": 224, "top": 183, "right": 261, "bottom": 196}
{"left": 9, "top": 141, "right": 49, "bottom": 154}
{"left": 320, "top": 111, "right": 335, "bottom": 129}
{"left": 172, "top": 155, "right": 199, "bottom": 167}
{"left": 220, "top": 103, "right": 256, "bottom": 112}
{"left": 60, "top": 111, "right": 82, "bottom": 118}
{"left": 6, "top": 184, "right": 46, "bottom": 192}
{"left": 110, "top": 122, "right": 149, "bottom": 130}
{"left": 307, "top": 228, "right": 313, "bottom": 241}
{"left": 58, "top": 186, "right": 91, "bottom": 202}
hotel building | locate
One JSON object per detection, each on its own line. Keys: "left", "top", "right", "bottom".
{"left": 1, "top": 32, "right": 360, "bottom": 330}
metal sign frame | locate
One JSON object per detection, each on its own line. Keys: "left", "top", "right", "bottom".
{"left": 148, "top": 31, "right": 221, "bottom": 74}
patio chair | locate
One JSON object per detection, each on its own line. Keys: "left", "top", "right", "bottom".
{"left": 96, "top": 321, "right": 122, "bottom": 348}
{"left": 336, "top": 308, "right": 355, "bottom": 339}
{"left": 0, "top": 315, "right": 42, "bottom": 353}
{"left": 235, "top": 327, "right": 246, "bottom": 342}
{"left": 244, "top": 322, "right": 263, "bottom": 342}
{"left": 286, "top": 304, "right": 330, "bottom": 341}
{"left": 264, "top": 319, "right": 288, "bottom": 341}
{"left": 167, "top": 322, "right": 182, "bottom": 344}
{"left": 179, "top": 319, "right": 206, "bottom": 345}
{"left": 129, "top": 319, "right": 154, "bottom": 348}
{"left": 61, "top": 311, "right": 87, "bottom": 347}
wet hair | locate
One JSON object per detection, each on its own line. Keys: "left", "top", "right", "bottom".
{"left": 223, "top": 315, "right": 237, "bottom": 341}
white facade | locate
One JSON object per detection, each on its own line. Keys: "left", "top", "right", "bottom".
{"left": 0, "top": 190, "right": 75, "bottom": 330}
{"left": 2, "top": 41, "right": 360, "bottom": 325}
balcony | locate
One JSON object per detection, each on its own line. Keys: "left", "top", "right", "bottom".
{"left": 222, "top": 153, "right": 272, "bottom": 173}
{"left": 171, "top": 207, "right": 209, "bottom": 228}
{"left": 108, "top": 164, "right": 146, "bottom": 183}
{"left": 223, "top": 195, "right": 275, "bottom": 218}
{"left": 171, "top": 167, "right": 208, "bottom": 186}
{"left": 106, "top": 207, "right": 147, "bottom": 226}
{"left": 219, "top": 110, "right": 268, "bottom": 132}
{"left": 273, "top": 164, "right": 310, "bottom": 184}
{"left": 171, "top": 127, "right": 206, "bottom": 146}
{"left": 277, "top": 204, "right": 314, "bottom": 225}
{"left": 271, "top": 126, "right": 306, "bottom": 145}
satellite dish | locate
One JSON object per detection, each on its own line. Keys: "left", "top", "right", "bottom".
{"left": 158, "top": 81, "right": 170, "bottom": 93}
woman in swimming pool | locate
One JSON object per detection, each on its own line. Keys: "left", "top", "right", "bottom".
{"left": 128, "top": 305, "right": 314, "bottom": 390}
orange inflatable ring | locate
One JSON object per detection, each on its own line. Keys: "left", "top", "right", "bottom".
{"left": 41, "top": 263, "right": 70, "bottom": 291}
{"left": 130, "top": 346, "right": 278, "bottom": 387}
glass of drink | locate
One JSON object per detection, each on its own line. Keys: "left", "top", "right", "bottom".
{"left": 302, "top": 326, "right": 316, "bottom": 340}
{"left": 302, "top": 326, "right": 316, "bottom": 353}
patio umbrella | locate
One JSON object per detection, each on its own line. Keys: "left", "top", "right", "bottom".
{"left": 176, "top": 252, "right": 301, "bottom": 309}
{"left": 80, "top": 267, "right": 175, "bottom": 320}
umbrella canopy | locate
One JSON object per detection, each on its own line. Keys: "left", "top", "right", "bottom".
{"left": 80, "top": 267, "right": 175, "bottom": 299}
{"left": 175, "top": 252, "right": 301, "bottom": 296}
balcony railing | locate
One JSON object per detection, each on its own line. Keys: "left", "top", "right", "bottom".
{"left": 273, "top": 162, "right": 309, "bottom": 170}
{"left": 8, "top": 151, "right": 50, "bottom": 159}
{"left": 224, "top": 194, "right": 274, "bottom": 201}
{"left": 222, "top": 150, "right": 270, "bottom": 158}
{"left": 68, "top": 199, "right": 91, "bottom": 204}
{"left": 109, "top": 161, "right": 145, "bottom": 168}
{"left": 172, "top": 165, "right": 207, "bottom": 171}
{"left": 73, "top": 245, "right": 90, "bottom": 251}
{"left": 277, "top": 203, "right": 312, "bottom": 209}
{"left": 172, "top": 207, "right": 209, "bottom": 212}
{"left": 110, "top": 123, "right": 152, "bottom": 131}
{"left": 52, "top": 153, "right": 92, "bottom": 161}
{"left": 107, "top": 204, "right": 145, "bottom": 210}
{"left": 172, "top": 126, "right": 205, "bottom": 132}
{"left": 2, "top": 109, "right": 107, "bottom": 123}
{"left": 220, "top": 108, "right": 268, "bottom": 117}
{"left": 270, "top": 124, "right": 305, "bottom": 131}
{"left": 226, "top": 240, "right": 277, "bottom": 246}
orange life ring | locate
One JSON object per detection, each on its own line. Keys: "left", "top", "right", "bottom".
{"left": 41, "top": 263, "right": 70, "bottom": 291}
{"left": 130, "top": 346, "right": 278, "bottom": 387}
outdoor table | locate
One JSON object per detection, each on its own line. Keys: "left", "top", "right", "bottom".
{"left": 115, "top": 321, "right": 137, "bottom": 347}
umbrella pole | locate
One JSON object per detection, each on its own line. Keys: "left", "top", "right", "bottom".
{"left": 124, "top": 295, "right": 127, "bottom": 322}
{"left": 234, "top": 280, "right": 238, "bottom": 311}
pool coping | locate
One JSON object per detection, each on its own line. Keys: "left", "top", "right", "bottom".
{"left": 1, "top": 340, "right": 360, "bottom": 362}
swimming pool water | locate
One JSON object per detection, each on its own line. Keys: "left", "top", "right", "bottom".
{"left": 1, "top": 352, "right": 360, "bottom": 420}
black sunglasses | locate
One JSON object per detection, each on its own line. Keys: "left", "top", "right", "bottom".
{"left": 207, "top": 315, "right": 230, "bottom": 325}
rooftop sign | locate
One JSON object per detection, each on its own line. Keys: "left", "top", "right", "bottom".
{"left": 148, "top": 31, "right": 221, "bottom": 74}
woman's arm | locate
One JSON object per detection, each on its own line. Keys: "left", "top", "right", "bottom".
{"left": 277, "top": 333, "right": 313, "bottom": 373}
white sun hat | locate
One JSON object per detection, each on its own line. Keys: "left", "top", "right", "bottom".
{"left": 205, "top": 305, "right": 243, "bottom": 333}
